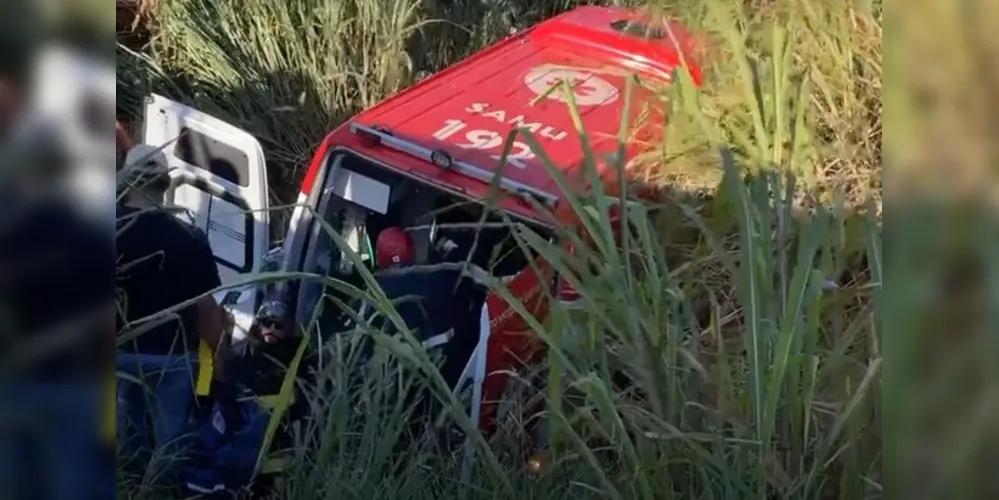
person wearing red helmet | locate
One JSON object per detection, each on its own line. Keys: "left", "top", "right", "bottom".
{"left": 366, "top": 226, "right": 472, "bottom": 344}
{"left": 370, "top": 225, "right": 478, "bottom": 441}
{"left": 374, "top": 227, "right": 417, "bottom": 269}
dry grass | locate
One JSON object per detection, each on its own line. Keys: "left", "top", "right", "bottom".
{"left": 630, "top": 0, "right": 881, "bottom": 208}
{"left": 117, "top": 0, "right": 881, "bottom": 206}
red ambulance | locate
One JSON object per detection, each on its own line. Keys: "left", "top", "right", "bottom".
{"left": 138, "top": 6, "right": 701, "bottom": 451}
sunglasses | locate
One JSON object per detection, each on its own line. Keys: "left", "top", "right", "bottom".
{"left": 257, "top": 317, "right": 281, "bottom": 330}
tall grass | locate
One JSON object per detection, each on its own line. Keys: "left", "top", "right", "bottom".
{"left": 114, "top": 0, "right": 885, "bottom": 498}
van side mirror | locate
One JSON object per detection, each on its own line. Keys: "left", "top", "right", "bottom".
{"left": 259, "top": 245, "right": 286, "bottom": 300}
{"left": 262, "top": 245, "right": 285, "bottom": 272}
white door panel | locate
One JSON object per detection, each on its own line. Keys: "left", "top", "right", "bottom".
{"left": 142, "top": 94, "right": 270, "bottom": 342}
{"left": 173, "top": 183, "right": 211, "bottom": 230}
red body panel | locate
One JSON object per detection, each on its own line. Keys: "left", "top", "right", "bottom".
{"left": 480, "top": 257, "right": 554, "bottom": 432}
{"left": 296, "top": 6, "right": 701, "bottom": 434}
{"left": 300, "top": 7, "right": 700, "bottom": 202}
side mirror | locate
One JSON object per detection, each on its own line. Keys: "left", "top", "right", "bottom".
{"left": 262, "top": 245, "right": 285, "bottom": 272}
{"left": 257, "top": 245, "right": 287, "bottom": 307}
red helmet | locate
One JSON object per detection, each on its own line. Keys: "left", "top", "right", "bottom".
{"left": 375, "top": 227, "right": 416, "bottom": 269}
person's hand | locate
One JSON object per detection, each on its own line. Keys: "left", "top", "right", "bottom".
{"left": 467, "top": 264, "right": 494, "bottom": 286}
{"left": 222, "top": 308, "right": 235, "bottom": 336}
{"left": 436, "top": 236, "right": 458, "bottom": 253}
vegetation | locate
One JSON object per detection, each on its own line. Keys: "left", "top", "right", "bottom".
{"left": 115, "top": 0, "right": 890, "bottom": 498}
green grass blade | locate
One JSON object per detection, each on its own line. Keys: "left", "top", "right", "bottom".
{"left": 720, "top": 149, "right": 766, "bottom": 439}
{"left": 761, "top": 212, "right": 825, "bottom": 450}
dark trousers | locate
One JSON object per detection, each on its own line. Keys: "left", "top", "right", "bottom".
{"left": 116, "top": 352, "right": 198, "bottom": 476}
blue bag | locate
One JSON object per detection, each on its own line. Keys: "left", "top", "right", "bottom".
{"left": 183, "top": 388, "right": 270, "bottom": 494}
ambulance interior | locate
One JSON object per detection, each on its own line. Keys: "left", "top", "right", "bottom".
{"left": 296, "top": 150, "right": 552, "bottom": 374}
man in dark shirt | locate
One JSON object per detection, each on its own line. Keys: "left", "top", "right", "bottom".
{"left": 116, "top": 145, "right": 231, "bottom": 463}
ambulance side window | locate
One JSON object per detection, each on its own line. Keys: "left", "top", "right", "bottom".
{"left": 174, "top": 126, "right": 251, "bottom": 187}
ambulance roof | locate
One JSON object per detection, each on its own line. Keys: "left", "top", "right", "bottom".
{"left": 346, "top": 6, "right": 701, "bottom": 210}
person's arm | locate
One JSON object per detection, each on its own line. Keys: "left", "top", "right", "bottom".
{"left": 183, "top": 230, "right": 232, "bottom": 375}
{"left": 196, "top": 296, "right": 227, "bottom": 350}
